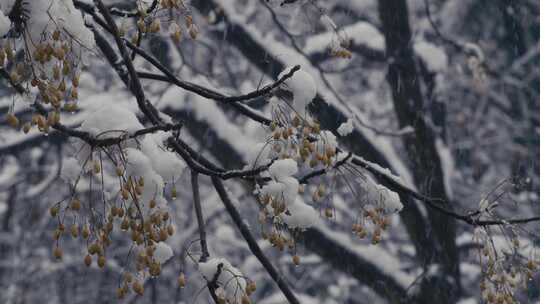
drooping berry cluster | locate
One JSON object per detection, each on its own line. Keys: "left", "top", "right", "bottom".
{"left": 475, "top": 227, "right": 537, "bottom": 304}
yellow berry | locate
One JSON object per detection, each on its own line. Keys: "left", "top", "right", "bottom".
{"left": 50, "top": 205, "right": 59, "bottom": 217}
{"left": 70, "top": 224, "right": 79, "bottom": 238}
{"left": 121, "top": 188, "right": 130, "bottom": 200}
{"left": 292, "top": 255, "right": 300, "bottom": 266}
{"left": 149, "top": 19, "right": 161, "bottom": 33}
{"left": 132, "top": 281, "right": 144, "bottom": 296}
{"left": 92, "top": 160, "right": 101, "bottom": 174}
{"left": 6, "top": 113, "right": 19, "bottom": 128}
{"left": 178, "top": 272, "right": 186, "bottom": 288}
{"left": 71, "top": 198, "right": 81, "bottom": 211}
{"left": 53, "top": 247, "right": 63, "bottom": 260}
{"left": 246, "top": 281, "right": 256, "bottom": 295}
{"left": 124, "top": 272, "right": 133, "bottom": 283}
{"left": 72, "top": 74, "right": 80, "bottom": 87}
{"left": 116, "top": 287, "right": 125, "bottom": 299}
{"left": 84, "top": 254, "right": 92, "bottom": 267}
{"left": 159, "top": 229, "right": 168, "bottom": 241}
{"left": 98, "top": 255, "right": 106, "bottom": 268}
{"left": 167, "top": 225, "right": 175, "bottom": 236}
{"left": 115, "top": 166, "right": 124, "bottom": 176}
{"left": 324, "top": 207, "right": 333, "bottom": 218}
{"left": 82, "top": 225, "right": 90, "bottom": 239}
{"left": 171, "top": 186, "right": 177, "bottom": 199}
{"left": 22, "top": 122, "right": 31, "bottom": 133}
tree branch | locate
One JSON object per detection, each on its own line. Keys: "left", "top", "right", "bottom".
{"left": 127, "top": 40, "right": 301, "bottom": 103}
{"left": 191, "top": 171, "right": 210, "bottom": 263}
{"left": 350, "top": 156, "right": 540, "bottom": 226}
{"left": 211, "top": 177, "right": 300, "bottom": 304}
{"left": 94, "top": 0, "right": 161, "bottom": 125}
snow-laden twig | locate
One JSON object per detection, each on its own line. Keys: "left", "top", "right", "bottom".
{"left": 211, "top": 177, "right": 300, "bottom": 304}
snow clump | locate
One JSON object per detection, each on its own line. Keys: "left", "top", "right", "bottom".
{"left": 278, "top": 66, "right": 317, "bottom": 117}
{"left": 337, "top": 119, "right": 354, "bottom": 136}
{"left": 199, "top": 258, "right": 247, "bottom": 303}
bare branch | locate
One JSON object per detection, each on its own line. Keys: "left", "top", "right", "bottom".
{"left": 191, "top": 171, "right": 210, "bottom": 263}
{"left": 127, "top": 40, "right": 301, "bottom": 103}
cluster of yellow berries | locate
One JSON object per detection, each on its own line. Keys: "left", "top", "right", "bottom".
{"left": 3, "top": 27, "right": 83, "bottom": 132}
{"left": 269, "top": 114, "right": 337, "bottom": 168}
{"left": 32, "top": 28, "right": 81, "bottom": 106}
{"left": 123, "top": 0, "right": 198, "bottom": 45}
{"left": 254, "top": 110, "right": 342, "bottom": 266}
{"left": 476, "top": 229, "right": 537, "bottom": 304}
{"left": 214, "top": 280, "right": 257, "bottom": 304}
{"left": 5, "top": 111, "right": 63, "bottom": 135}
{"left": 48, "top": 152, "right": 179, "bottom": 297}
{"left": 256, "top": 203, "right": 299, "bottom": 261}
{"left": 258, "top": 194, "right": 286, "bottom": 217}
{"left": 256, "top": 203, "right": 303, "bottom": 267}
{"left": 352, "top": 208, "right": 391, "bottom": 245}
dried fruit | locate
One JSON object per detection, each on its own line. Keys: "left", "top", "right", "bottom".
{"left": 84, "top": 254, "right": 92, "bottom": 267}
{"left": 6, "top": 113, "right": 19, "bottom": 128}
{"left": 53, "top": 247, "right": 63, "bottom": 260}
{"left": 98, "top": 255, "right": 106, "bottom": 268}
{"left": 178, "top": 272, "right": 186, "bottom": 288}
{"left": 50, "top": 206, "right": 59, "bottom": 217}
{"left": 292, "top": 255, "right": 300, "bottom": 266}
{"left": 132, "top": 280, "right": 144, "bottom": 296}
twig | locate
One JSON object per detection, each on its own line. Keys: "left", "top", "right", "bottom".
{"left": 94, "top": 0, "right": 161, "bottom": 125}
{"left": 33, "top": 102, "right": 181, "bottom": 148}
{"left": 127, "top": 40, "right": 301, "bottom": 103}
{"left": 211, "top": 177, "right": 300, "bottom": 304}
{"left": 191, "top": 171, "right": 210, "bottom": 263}
{"left": 350, "top": 156, "right": 540, "bottom": 226}
{"left": 137, "top": 71, "right": 272, "bottom": 125}
{"left": 298, "top": 152, "right": 352, "bottom": 184}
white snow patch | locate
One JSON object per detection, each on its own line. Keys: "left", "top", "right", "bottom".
{"left": 317, "top": 225, "right": 415, "bottom": 288}
{"left": 25, "top": 0, "right": 95, "bottom": 51}
{"left": 278, "top": 66, "right": 316, "bottom": 117}
{"left": 268, "top": 158, "right": 298, "bottom": 179}
{"left": 0, "top": 10, "right": 10, "bottom": 37}
{"left": 357, "top": 175, "right": 403, "bottom": 213}
{"left": 246, "top": 142, "right": 273, "bottom": 167}
{"left": 61, "top": 157, "right": 81, "bottom": 182}
{"left": 260, "top": 177, "right": 299, "bottom": 207}
{"left": 337, "top": 119, "right": 354, "bottom": 136}
{"left": 79, "top": 104, "right": 143, "bottom": 138}
{"left": 355, "top": 156, "right": 405, "bottom": 185}
{"left": 154, "top": 242, "right": 173, "bottom": 264}
{"left": 305, "top": 21, "right": 385, "bottom": 54}
{"left": 317, "top": 130, "right": 338, "bottom": 152}
{"left": 414, "top": 41, "right": 448, "bottom": 73}
{"left": 141, "top": 131, "right": 185, "bottom": 181}
{"left": 0, "top": 156, "right": 19, "bottom": 186}
{"left": 282, "top": 199, "right": 320, "bottom": 229}
{"left": 435, "top": 138, "right": 454, "bottom": 200}
{"left": 0, "top": 1, "right": 16, "bottom": 13}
